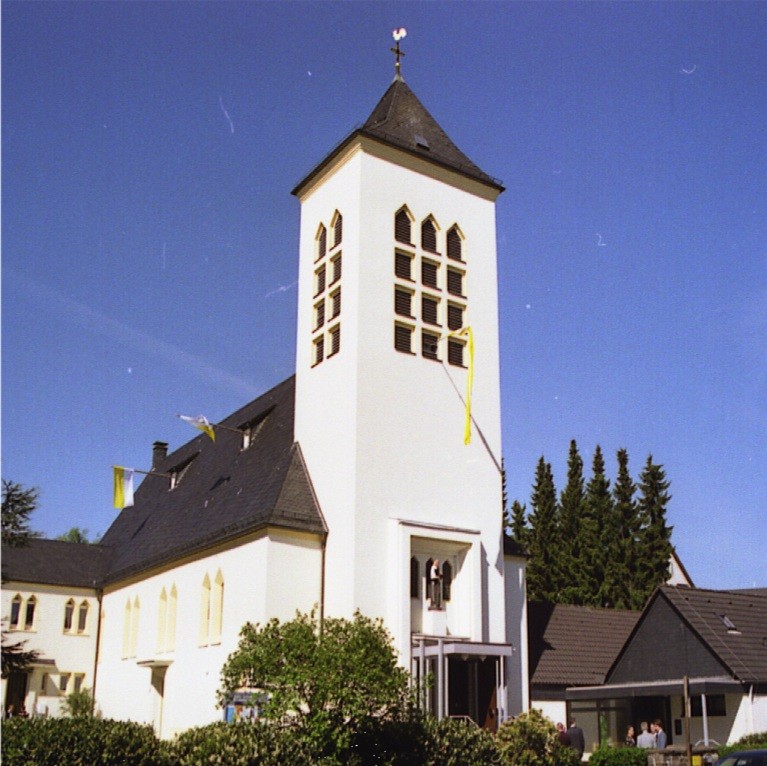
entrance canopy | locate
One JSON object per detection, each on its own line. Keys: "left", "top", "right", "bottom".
{"left": 566, "top": 676, "right": 743, "bottom": 700}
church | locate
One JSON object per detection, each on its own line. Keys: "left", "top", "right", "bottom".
{"left": 2, "top": 46, "right": 531, "bottom": 738}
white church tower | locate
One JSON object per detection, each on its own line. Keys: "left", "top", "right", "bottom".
{"left": 293, "top": 38, "right": 516, "bottom": 725}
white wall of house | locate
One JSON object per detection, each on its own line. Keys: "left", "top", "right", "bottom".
{"left": 504, "top": 554, "right": 530, "bottom": 715}
{"left": 1, "top": 582, "right": 98, "bottom": 718}
{"left": 533, "top": 699, "right": 567, "bottom": 727}
{"left": 96, "top": 529, "right": 322, "bottom": 738}
{"left": 731, "top": 691, "right": 767, "bottom": 743}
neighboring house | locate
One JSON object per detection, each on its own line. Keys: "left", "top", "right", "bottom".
{"left": 2, "top": 57, "right": 528, "bottom": 737}
{"left": 528, "top": 601, "right": 640, "bottom": 743}
{"left": 566, "top": 586, "right": 767, "bottom": 748}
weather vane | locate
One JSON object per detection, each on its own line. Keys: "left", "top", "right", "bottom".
{"left": 391, "top": 28, "right": 407, "bottom": 75}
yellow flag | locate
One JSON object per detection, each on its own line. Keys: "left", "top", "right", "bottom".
{"left": 179, "top": 414, "right": 216, "bottom": 441}
{"left": 113, "top": 466, "right": 135, "bottom": 509}
{"left": 448, "top": 326, "right": 474, "bottom": 445}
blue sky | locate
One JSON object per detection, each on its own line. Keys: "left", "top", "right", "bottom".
{"left": 3, "top": 2, "right": 765, "bottom": 590}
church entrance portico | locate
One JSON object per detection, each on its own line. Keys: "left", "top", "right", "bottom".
{"left": 412, "top": 637, "right": 513, "bottom": 730}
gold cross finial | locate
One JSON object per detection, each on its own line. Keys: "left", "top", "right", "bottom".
{"left": 391, "top": 28, "right": 407, "bottom": 75}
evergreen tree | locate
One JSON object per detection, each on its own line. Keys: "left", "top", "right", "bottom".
{"left": 580, "top": 446, "right": 614, "bottom": 606}
{"left": 2, "top": 480, "right": 40, "bottom": 548}
{"left": 526, "top": 458, "right": 560, "bottom": 602}
{"left": 635, "top": 455, "right": 673, "bottom": 604}
{"left": 508, "top": 500, "right": 529, "bottom": 550}
{"left": 557, "top": 440, "right": 585, "bottom": 602}
{"left": 612, "top": 449, "right": 641, "bottom": 609}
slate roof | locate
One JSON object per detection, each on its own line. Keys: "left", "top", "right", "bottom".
{"left": 528, "top": 601, "right": 640, "bottom": 688}
{"left": 2, "top": 376, "right": 326, "bottom": 589}
{"left": 653, "top": 585, "right": 767, "bottom": 683}
{"left": 293, "top": 75, "right": 503, "bottom": 196}
{"left": 2, "top": 539, "right": 111, "bottom": 589}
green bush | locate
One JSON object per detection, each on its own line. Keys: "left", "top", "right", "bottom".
{"left": 497, "top": 709, "right": 580, "bottom": 766}
{"left": 589, "top": 744, "right": 650, "bottom": 766}
{"left": 60, "top": 687, "right": 97, "bottom": 718}
{"left": 718, "top": 732, "right": 767, "bottom": 757}
{"left": 1, "top": 717, "right": 170, "bottom": 766}
{"left": 425, "top": 717, "right": 502, "bottom": 766}
{"left": 170, "top": 720, "right": 314, "bottom": 766}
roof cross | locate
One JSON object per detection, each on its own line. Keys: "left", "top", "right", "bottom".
{"left": 391, "top": 28, "right": 407, "bottom": 75}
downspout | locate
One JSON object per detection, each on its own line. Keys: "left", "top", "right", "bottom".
{"left": 91, "top": 588, "right": 103, "bottom": 715}
{"left": 319, "top": 534, "right": 327, "bottom": 635}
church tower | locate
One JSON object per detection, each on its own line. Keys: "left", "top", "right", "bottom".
{"left": 293, "top": 39, "right": 513, "bottom": 723}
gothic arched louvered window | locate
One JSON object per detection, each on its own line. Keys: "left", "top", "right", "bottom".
{"left": 447, "top": 227, "right": 462, "bottom": 261}
{"left": 77, "top": 600, "right": 89, "bottom": 633}
{"left": 410, "top": 557, "right": 419, "bottom": 598}
{"left": 421, "top": 219, "right": 437, "bottom": 253}
{"left": 332, "top": 213, "right": 343, "bottom": 248}
{"left": 441, "top": 561, "right": 453, "bottom": 602}
{"left": 10, "top": 594, "right": 22, "bottom": 629}
{"left": 317, "top": 225, "right": 327, "bottom": 261}
{"left": 395, "top": 208, "right": 412, "bottom": 245}
{"left": 25, "top": 596, "right": 37, "bottom": 630}
{"left": 64, "top": 599, "right": 75, "bottom": 632}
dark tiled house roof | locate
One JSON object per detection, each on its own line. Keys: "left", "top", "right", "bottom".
{"left": 649, "top": 585, "right": 767, "bottom": 683}
{"left": 503, "top": 535, "right": 528, "bottom": 557}
{"left": 528, "top": 602, "right": 640, "bottom": 688}
{"left": 2, "top": 539, "right": 111, "bottom": 588}
{"left": 293, "top": 76, "right": 503, "bottom": 196}
{"left": 2, "top": 376, "right": 326, "bottom": 589}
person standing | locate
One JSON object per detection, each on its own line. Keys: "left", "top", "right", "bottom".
{"left": 568, "top": 718, "right": 586, "bottom": 760}
{"left": 557, "top": 722, "right": 571, "bottom": 746}
{"left": 625, "top": 725, "right": 636, "bottom": 747}
{"left": 653, "top": 719, "right": 667, "bottom": 749}
{"left": 429, "top": 559, "right": 442, "bottom": 608}
{"left": 637, "top": 721, "right": 655, "bottom": 747}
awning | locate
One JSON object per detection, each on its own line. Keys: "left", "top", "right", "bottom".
{"left": 566, "top": 676, "right": 743, "bottom": 700}
{"left": 136, "top": 658, "right": 173, "bottom": 668}
{"left": 412, "top": 637, "right": 514, "bottom": 658}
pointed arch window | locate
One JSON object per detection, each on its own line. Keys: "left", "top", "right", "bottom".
{"left": 167, "top": 586, "right": 177, "bottom": 652}
{"left": 130, "top": 597, "right": 140, "bottom": 658}
{"left": 64, "top": 599, "right": 75, "bottom": 632}
{"left": 10, "top": 594, "right": 22, "bottom": 629}
{"left": 122, "top": 600, "right": 132, "bottom": 658}
{"left": 199, "top": 574, "right": 211, "bottom": 646}
{"left": 332, "top": 212, "right": 343, "bottom": 248}
{"left": 24, "top": 596, "right": 37, "bottom": 630}
{"left": 395, "top": 208, "right": 412, "bottom": 245}
{"left": 211, "top": 570, "right": 224, "bottom": 644}
{"left": 421, "top": 219, "right": 438, "bottom": 253}
{"left": 316, "top": 225, "right": 327, "bottom": 261}
{"left": 157, "top": 588, "right": 168, "bottom": 652}
{"left": 447, "top": 226, "right": 463, "bottom": 261}
{"left": 77, "top": 600, "right": 89, "bottom": 633}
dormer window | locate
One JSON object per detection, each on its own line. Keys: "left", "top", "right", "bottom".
{"left": 395, "top": 208, "right": 412, "bottom": 245}
{"left": 241, "top": 411, "right": 271, "bottom": 450}
{"left": 169, "top": 455, "right": 196, "bottom": 490}
{"left": 719, "top": 614, "right": 740, "bottom": 634}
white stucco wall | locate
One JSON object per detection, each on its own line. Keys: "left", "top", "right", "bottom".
{"left": 504, "top": 555, "right": 530, "bottom": 715}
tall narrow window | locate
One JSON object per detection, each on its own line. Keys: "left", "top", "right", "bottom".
{"left": 442, "top": 561, "right": 453, "bottom": 602}
{"left": 130, "top": 597, "right": 140, "bottom": 658}
{"left": 395, "top": 252, "right": 413, "bottom": 281}
{"left": 315, "top": 266, "right": 326, "bottom": 296}
{"left": 77, "top": 600, "right": 89, "bottom": 633}
{"left": 59, "top": 674, "right": 71, "bottom": 693}
{"left": 422, "top": 260, "right": 439, "bottom": 289}
{"left": 447, "top": 227, "right": 462, "bottom": 261}
{"left": 24, "top": 596, "right": 37, "bottom": 630}
{"left": 167, "top": 586, "right": 177, "bottom": 652}
{"left": 316, "top": 225, "right": 327, "bottom": 261}
{"left": 394, "top": 324, "right": 413, "bottom": 354}
{"left": 331, "top": 254, "right": 342, "bottom": 284}
{"left": 395, "top": 208, "right": 412, "bottom": 244}
{"left": 422, "top": 331, "right": 439, "bottom": 360}
{"left": 211, "top": 570, "right": 224, "bottom": 644}
{"left": 314, "top": 336, "right": 325, "bottom": 366}
{"left": 73, "top": 674, "right": 85, "bottom": 694}
{"left": 422, "top": 295, "right": 439, "bottom": 326}
{"left": 330, "top": 289, "right": 341, "bottom": 319}
{"left": 64, "top": 599, "right": 75, "bottom": 632}
{"left": 199, "top": 575, "right": 211, "bottom": 646}
{"left": 447, "top": 268, "right": 464, "bottom": 297}
{"left": 332, "top": 212, "right": 343, "bottom": 248}
{"left": 447, "top": 339, "right": 464, "bottom": 367}
{"left": 447, "top": 304, "right": 464, "bottom": 331}
{"left": 157, "top": 589, "right": 168, "bottom": 652}
{"left": 395, "top": 288, "right": 413, "bottom": 317}
{"left": 410, "top": 557, "right": 420, "bottom": 598}
{"left": 315, "top": 300, "right": 325, "bottom": 330}
{"left": 329, "top": 325, "right": 341, "bottom": 357}
{"left": 10, "top": 595, "right": 21, "bottom": 629}
{"left": 421, "top": 219, "right": 438, "bottom": 252}
{"left": 122, "top": 600, "right": 131, "bottom": 659}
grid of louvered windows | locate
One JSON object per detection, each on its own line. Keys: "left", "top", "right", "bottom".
{"left": 422, "top": 260, "right": 438, "bottom": 289}
{"left": 395, "top": 252, "right": 412, "bottom": 281}
{"left": 447, "top": 339, "right": 464, "bottom": 367}
{"left": 447, "top": 304, "right": 463, "bottom": 331}
{"left": 395, "top": 289, "right": 413, "bottom": 317}
{"left": 422, "top": 331, "right": 439, "bottom": 360}
{"left": 395, "top": 209, "right": 412, "bottom": 244}
{"left": 422, "top": 295, "right": 439, "bottom": 326}
{"left": 447, "top": 268, "right": 463, "bottom": 297}
{"left": 311, "top": 213, "right": 342, "bottom": 366}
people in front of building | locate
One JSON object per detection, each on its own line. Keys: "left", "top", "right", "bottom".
{"left": 429, "top": 558, "right": 442, "bottom": 609}
{"left": 637, "top": 721, "right": 655, "bottom": 747}
{"left": 568, "top": 718, "right": 586, "bottom": 759}
{"left": 625, "top": 725, "right": 636, "bottom": 746}
{"left": 557, "top": 722, "right": 571, "bottom": 746}
{"left": 653, "top": 719, "right": 667, "bottom": 749}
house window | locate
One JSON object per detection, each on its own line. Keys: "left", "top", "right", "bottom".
{"left": 316, "top": 225, "right": 327, "bottom": 261}
{"left": 211, "top": 570, "right": 224, "bottom": 644}
{"left": 9, "top": 595, "right": 21, "bottom": 629}
{"left": 395, "top": 251, "right": 412, "bottom": 281}
{"left": 77, "top": 601, "right": 89, "bottom": 633}
{"left": 442, "top": 561, "right": 453, "bottom": 602}
{"left": 447, "top": 339, "right": 464, "bottom": 367}
{"left": 200, "top": 574, "right": 211, "bottom": 646}
{"left": 447, "top": 303, "right": 464, "bottom": 331}
{"left": 315, "top": 300, "right": 325, "bottom": 330}
{"left": 421, "top": 219, "right": 438, "bottom": 253}
{"left": 447, "top": 268, "right": 464, "bottom": 297}
{"left": 691, "top": 695, "right": 726, "bottom": 717}
{"left": 157, "top": 589, "right": 168, "bottom": 652}
{"left": 394, "top": 324, "right": 413, "bottom": 354}
{"left": 130, "top": 597, "right": 140, "bottom": 658}
{"left": 64, "top": 599, "right": 75, "bottom": 632}
{"left": 313, "top": 336, "right": 325, "bottom": 366}
{"left": 447, "top": 227, "right": 462, "bottom": 261}
{"left": 167, "top": 586, "right": 177, "bottom": 652}
{"left": 332, "top": 212, "right": 343, "bottom": 248}
{"left": 395, "top": 288, "right": 413, "bottom": 317}
{"left": 395, "top": 208, "right": 412, "bottom": 244}
{"left": 410, "top": 557, "right": 420, "bottom": 598}
{"left": 59, "top": 673, "right": 71, "bottom": 694}
{"left": 421, "top": 260, "right": 439, "bottom": 289}
{"left": 331, "top": 254, "right": 342, "bottom": 284}
{"left": 24, "top": 596, "right": 37, "bottom": 630}
{"left": 330, "top": 289, "right": 341, "bottom": 319}
{"left": 73, "top": 674, "right": 85, "bottom": 694}
{"left": 315, "top": 265, "right": 326, "bottom": 296}
{"left": 122, "top": 600, "right": 131, "bottom": 659}
{"left": 422, "top": 331, "right": 439, "bottom": 360}
{"left": 329, "top": 325, "right": 341, "bottom": 357}
{"left": 422, "top": 295, "right": 439, "bottom": 326}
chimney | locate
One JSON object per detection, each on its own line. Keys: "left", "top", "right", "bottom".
{"left": 152, "top": 441, "right": 168, "bottom": 470}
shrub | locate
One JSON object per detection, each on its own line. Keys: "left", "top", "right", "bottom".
{"left": 589, "top": 744, "right": 650, "bottom": 766}
{"left": 425, "top": 717, "right": 502, "bottom": 766}
{"left": 170, "top": 720, "right": 314, "bottom": 766}
{"left": 60, "top": 687, "right": 97, "bottom": 718}
{"left": 497, "top": 709, "right": 580, "bottom": 766}
{"left": 718, "top": 732, "right": 767, "bottom": 757}
{"left": 1, "top": 717, "right": 170, "bottom": 766}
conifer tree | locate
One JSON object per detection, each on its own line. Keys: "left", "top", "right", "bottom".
{"left": 607, "top": 449, "right": 639, "bottom": 609}
{"left": 526, "top": 458, "right": 560, "bottom": 602}
{"left": 635, "top": 455, "right": 673, "bottom": 604}
{"left": 580, "top": 446, "right": 613, "bottom": 606}
{"left": 508, "top": 500, "right": 529, "bottom": 550}
{"left": 557, "top": 440, "right": 585, "bottom": 602}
